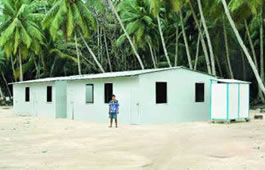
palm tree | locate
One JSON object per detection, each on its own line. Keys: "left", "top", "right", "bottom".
{"left": 0, "top": 0, "right": 45, "bottom": 81}
{"left": 116, "top": 0, "right": 158, "bottom": 68}
{"left": 221, "top": 0, "right": 265, "bottom": 95}
{"left": 197, "top": 0, "right": 216, "bottom": 75}
{"left": 188, "top": 1, "right": 211, "bottom": 74}
{"left": 179, "top": 9, "right": 192, "bottom": 69}
{"left": 0, "top": 52, "right": 12, "bottom": 98}
{"left": 42, "top": 0, "right": 105, "bottom": 74}
{"left": 259, "top": 16, "right": 264, "bottom": 102}
{"left": 228, "top": 0, "right": 264, "bottom": 100}
{"left": 149, "top": 0, "right": 173, "bottom": 67}
{"left": 108, "top": 0, "right": 145, "bottom": 70}
{"left": 223, "top": 16, "right": 234, "bottom": 79}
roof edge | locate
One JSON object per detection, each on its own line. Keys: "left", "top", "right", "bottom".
{"left": 9, "top": 66, "right": 216, "bottom": 85}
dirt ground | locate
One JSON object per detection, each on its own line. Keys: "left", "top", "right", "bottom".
{"left": 0, "top": 107, "right": 265, "bottom": 170}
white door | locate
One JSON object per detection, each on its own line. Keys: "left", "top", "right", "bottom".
{"left": 32, "top": 89, "right": 38, "bottom": 116}
{"left": 130, "top": 86, "right": 140, "bottom": 124}
{"left": 130, "top": 102, "right": 140, "bottom": 124}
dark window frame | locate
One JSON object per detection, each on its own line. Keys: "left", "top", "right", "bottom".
{"left": 47, "top": 86, "right": 52, "bottom": 102}
{"left": 25, "top": 87, "right": 30, "bottom": 102}
{"left": 86, "top": 84, "right": 94, "bottom": 104}
{"left": 156, "top": 82, "right": 167, "bottom": 104}
{"left": 104, "top": 83, "right": 113, "bottom": 103}
{"left": 195, "top": 83, "right": 205, "bottom": 103}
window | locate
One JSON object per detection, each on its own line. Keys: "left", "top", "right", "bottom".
{"left": 86, "top": 84, "right": 94, "bottom": 103}
{"left": 195, "top": 83, "right": 204, "bottom": 102}
{"left": 156, "top": 82, "right": 167, "bottom": 104}
{"left": 25, "top": 87, "right": 30, "bottom": 102}
{"left": 104, "top": 83, "right": 113, "bottom": 103}
{"left": 47, "top": 86, "right": 52, "bottom": 102}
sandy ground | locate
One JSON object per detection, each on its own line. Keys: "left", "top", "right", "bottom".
{"left": 0, "top": 107, "right": 265, "bottom": 170}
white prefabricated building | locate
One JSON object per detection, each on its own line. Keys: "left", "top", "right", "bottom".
{"left": 11, "top": 67, "right": 252, "bottom": 124}
{"left": 210, "top": 79, "right": 251, "bottom": 121}
{"left": 13, "top": 80, "right": 67, "bottom": 118}
{"left": 12, "top": 67, "right": 218, "bottom": 124}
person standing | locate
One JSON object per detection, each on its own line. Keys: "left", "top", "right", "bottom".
{"left": 109, "top": 95, "right": 119, "bottom": 128}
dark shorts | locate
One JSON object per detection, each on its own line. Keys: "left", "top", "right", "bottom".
{"left": 109, "top": 113, "right": 117, "bottom": 119}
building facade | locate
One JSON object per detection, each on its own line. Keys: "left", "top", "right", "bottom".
{"left": 12, "top": 67, "right": 216, "bottom": 124}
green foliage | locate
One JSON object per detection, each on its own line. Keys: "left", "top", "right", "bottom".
{"left": 0, "top": 0, "right": 264, "bottom": 101}
{"left": 228, "top": 0, "right": 263, "bottom": 23}
{"left": 116, "top": 0, "right": 158, "bottom": 50}
{"left": 42, "top": 0, "right": 96, "bottom": 40}
{"left": 0, "top": 0, "right": 44, "bottom": 57}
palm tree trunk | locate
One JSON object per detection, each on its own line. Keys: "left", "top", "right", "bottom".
{"left": 197, "top": 0, "right": 216, "bottom": 75}
{"left": 188, "top": 2, "right": 211, "bottom": 74}
{"left": 180, "top": 10, "right": 193, "bottom": 69}
{"left": 40, "top": 53, "right": 45, "bottom": 75}
{"left": 50, "top": 58, "right": 57, "bottom": 77}
{"left": 18, "top": 48, "right": 23, "bottom": 81}
{"left": 1, "top": 71, "right": 12, "bottom": 98}
{"left": 103, "top": 31, "right": 112, "bottom": 72}
{"left": 194, "top": 33, "right": 201, "bottom": 70}
{"left": 221, "top": 0, "right": 265, "bottom": 95}
{"left": 241, "top": 50, "right": 247, "bottom": 80}
{"left": 75, "top": 33, "right": 82, "bottom": 75}
{"left": 260, "top": 18, "right": 264, "bottom": 82}
{"left": 80, "top": 33, "right": 105, "bottom": 73}
{"left": 108, "top": 0, "right": 144, "bottom": 69}
{"left": 97, "top": 22, "right": 100, "bottom": 61}
{"left": 33, "top": 57, "right": 40, "bottom": 79}
{"left": 175, "top": 26, "right": 179, "bottom": 66}
{"left": 244, "top": 19, "right": 264, "bottom": 101}
{"left": 148, "top": 42, "right": 157, "bottom": 68}
{"left": 216, "top": 55, "right": 223, "bottom": 77}
{"left": 154, "top": 48, "right": 158, "bottom": 65}
{"left": 259, "top": 17, "right": 265, "bottom": 103}
{"left": 244, "top": 20, "right": 258, "bottom": 67}
{"left": 157, "top": 16, "right": 172, "bottom": 67}
{"left": 10, "top": 55, "right": 16, "bottom": 81}
{"left": 0, "top": 87, "right": 3, "bottom": 98}
{"left": 223, "top": 17, "right": 234, "bottom": 79}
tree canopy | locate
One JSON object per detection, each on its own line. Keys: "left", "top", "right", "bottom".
{"left": 0, "top": 0, "right": 265, "bottom": 104}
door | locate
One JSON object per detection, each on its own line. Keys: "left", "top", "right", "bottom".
{"left": 32, "top": 89, "right": 38, "bottom": 116}
{"left": 130, "top": 87, "right": 140, "bottom": 124}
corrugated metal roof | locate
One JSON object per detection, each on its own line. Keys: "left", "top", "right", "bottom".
{"left": 215, "top": 79, "right": 251, "bottom": 84}
{"left": 10, "top": 66, "right": 214, "bottom": 85}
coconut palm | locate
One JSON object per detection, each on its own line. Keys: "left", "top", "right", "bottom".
{"left": 108, "top": 0, "right": 145, "bottom": 70}
{"left": 202, "top": 0, "right": 233, "bottom": 77}
{"left": 116, "top": 0, "right": 158, "bottom": 68}
{"left": 42, "top": 0, "right": 105, "bottom": 74}
{"left": 228, "top": 0, "right": 264, "bottom": 100}
{"left": 179, "top": 9, "right": 192, "bottom": 69}
{"left": 221, "top": 0, "right": 265, "bottom": 95}
{"left": 188, "top": 1, "right": 211, "bottom": 74}
{"left": 149, "top": 0, "right": 175, "bottom": 67}
{"left": 149, "top": 0, "right": 195, "bottom": 69}
{"left": 0, "top": 0, "right": 45, "bottom": 81}
{"left": 0, "top": 51, "right": 12, "bottom": 98}
{"left": 197, "top": 0, "right": 216, "bottom": 75}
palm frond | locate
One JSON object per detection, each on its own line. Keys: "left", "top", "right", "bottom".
{"left": 42, "top": 2, "right": 60, "bottom": 29}
{"left": 149, "top": 0, "right": 160, "bottom": 17}
{"left": 66, "top": 4, "right": 74, "bottom": 38}
{"left": 77, "top": 0, "right": 96, "bottom": 30}
{"left": 20, "top": 24, "right": 32, "bottom": 48}
{"left": 49, "top": 49, "right": 78, "bottom": 63}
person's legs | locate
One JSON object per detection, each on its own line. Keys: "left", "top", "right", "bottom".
{"left": 115, "top": 118, "right": 118, "bottom": 128}
{"left": 109, "top": 118, "right": 113, "bottom": 128}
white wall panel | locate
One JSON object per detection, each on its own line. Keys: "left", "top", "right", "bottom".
{"left": 211, "top": 84, "right": 227, "bottom": 119}
{"left": 240, "top": 84, "right": 249, "bottom": 118}
{"left": 229, "top": 84, "right": 239, "bottom": 119}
